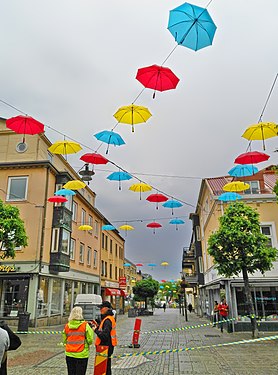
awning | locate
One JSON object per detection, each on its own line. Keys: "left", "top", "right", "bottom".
{"left": 105, "top": 288, "right": 122, "bottom": 296}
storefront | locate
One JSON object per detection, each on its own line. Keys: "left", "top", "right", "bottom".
{"left": 101, "top": 281, "right": 125, "bottom": 314}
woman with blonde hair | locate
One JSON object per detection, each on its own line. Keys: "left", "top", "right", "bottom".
{"left": 62, "top": 306, "right": 94, "bottom": 375}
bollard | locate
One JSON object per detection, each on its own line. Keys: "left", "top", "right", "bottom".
{"left": 93, "top": 345, "right": 108, "bottom": 375}
{"left": 129, "top": 318, "right": 141, "bottom": 348}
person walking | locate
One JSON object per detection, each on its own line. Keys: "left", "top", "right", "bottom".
{"left": 218, "top": 299, "right": 229, "bottom": 332}
{"left": 0, "top": 320, "right": 21, "bottom": 375}
{"left": 213, "top": 301, "right": 219, "bottom": 327}
{"left": 162, "top": 303, "right": 166, "bottom": 312}
{"left": 62, "top": 306, "right": 94, "bottom": 375}
{"left": 92, "top": 301, "right": 117, "bottom": 375}
{"left": 188, "top": 303, "right": 193, "bottom": 313}
{"left": 0, "top": 327, "right": 9, "bottom": 374}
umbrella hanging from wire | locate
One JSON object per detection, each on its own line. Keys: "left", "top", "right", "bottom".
{"left": 80, "top": 153, "right": 108, "bottom": 172}
{"left": 48, "top": 196, "right": 68, "bottom": 203}
{"left": 242, "top": 122, "right": 278, "bottom": 150}
{"left": 106, "top": 171, "right": 132, "bottom": 190}
{"left": 102, "top": 224, "right": 116, "bottom": 231}
{"left": 146, "top": 221, "right": 162, "bottom": 234}
{"left": 146, "top": 193, "right": 168, "bottom": 209}
{"left": 54, "top": 189, "right": 76, "bottom": 196}
{"left": 6, "top": 115, "right": 45, "bottom": 143}
{"left": 113, "top": 104, "right": 152, "bottom": 133}
{"left": 78, "top": 225, "right": 93, "bottom": 231}
{"left": 218, "top": 192, "right": 242, "bottom": 202}
{"left": 136, "top": 263, "right": 143, "bottom": 267}
{"left": 234, "top": 151, "right": 270, "bottom": 165}
{"left": 228, "top": 164, "right": 259, "bottom": 177}
{"left": 48, "top": 140, "right": 82, "bottom": 159}
{"left": 161, "top": 262, "right": 169, "bottom": 267}
{"left": 119, "top": 224, "right": 134, "bottom": 237}
{"left": 136, "top": 65, "right": 180, "bottom": 99}
{"left": 223, "top": 181, "right": 250, "bottom": 193}
{"left": 169, "top": 218, "right": 185, "bottom": 230}
{"left": 129, "top": 182, "right": 152, "bottom": 200}
{"left": 124, "top": 262, "right": 131, "bottom": 267}
{"left": 162, "top": 199, "right": 183, "bottom": 215}
{"left": 63, "top": 180, "right": 86, "bottom": 190}
{"left": 148, "top": 263, "right": 157, "bottom": 270}
{"left": 94, "top": 130, "right": 125, "bottom": 154}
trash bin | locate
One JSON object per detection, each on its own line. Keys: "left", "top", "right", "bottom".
{"left": 18, "top": 312, "right": 30, "bottom": 332}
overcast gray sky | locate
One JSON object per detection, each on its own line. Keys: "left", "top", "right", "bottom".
{"left": 1, "top": 0, "right": 278, "bottom": 281}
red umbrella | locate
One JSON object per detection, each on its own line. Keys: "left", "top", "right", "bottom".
{"left": 234, "top": 151, "right": 270, "bottom": 164}
{"left": 146, "top": 193, "right": 168, "bottom": 209}
{"left": 146, "top": 221, "right": 162, "bottom": 234}
{"left": 80, "top": 153, "right": 108, "bottom": 165}
{"left": 136, "top": 65, "right": 180, "bottom": 98}
{"left": 6, "top": 115, "right": 44, "bottom": 143}
{"left": 136, "top": 263, "right": 143, "bottom": 267}
{"left": 48, "top": 196, "right": 68, "bottom": 203}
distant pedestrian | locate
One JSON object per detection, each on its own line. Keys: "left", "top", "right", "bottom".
{"left": 62, "top": 306, "right": 94, "bottom": 375}
{"left": 163, "top": 303, "right": 166, "bottom": 312}
{"left": 218, "top": 299, "right": 229, "bottom": 333}
{"left": 213, "top": 301, "right": 219, "bottom": 327}
{"left": 188, "top": 303, "right": 193, "bottom": 313}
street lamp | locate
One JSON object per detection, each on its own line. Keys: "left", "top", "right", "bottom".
{"left": 180, "top": 274, "right": 188, "bottom": 321}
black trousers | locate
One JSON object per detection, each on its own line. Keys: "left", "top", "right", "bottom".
{"left": 0, "top": 358, "right": 7, "bottom": 375}
{"left": 106, "top": 347, "right": 114, "bottom": 375}
{"left": 66, "top": 356, "right": 88, "bottom": 375}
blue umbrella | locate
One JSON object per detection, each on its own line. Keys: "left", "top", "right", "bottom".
{"left": 218, "top": 192, "right": 242, "bottom": 202}
{"left": 94, "top": 130, "right": 125, "bottom": 154}
{"left": 168, "top": 2, "right": 217, "bottom": 51}
{"left": 228, "top": 164, "right": 259, "bottom": 177}
{"left": 54, "top": 188, "right": 76, "bottom": 196}
{"left": 169, "top": 218, "right": 185, "bottom": 230}
{"left": 162, "top": 199, "right": 183, "bottom": 215}
{"left": 124, "top": 263, "right": 131, "bottom": 267}
{"left": 102, "top": 224, "right": 116, "bottom": 230}
{"left": 148, "top": 263, "right": 157, "bottom": 269}
{"left": 107, "top": 171, "right": 132, "bottom": 190}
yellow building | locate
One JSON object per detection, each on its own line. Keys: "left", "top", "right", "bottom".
{"left": 188, "top": 166, "right": 278, "bottom": 329}
{"left": 0, "top": 117, "right": 125, "bottom": 326}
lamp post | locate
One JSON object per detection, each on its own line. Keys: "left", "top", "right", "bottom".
{"left": 180, "top": 275, "right": 188, "bottom": 321}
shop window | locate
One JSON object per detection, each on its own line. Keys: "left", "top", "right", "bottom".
{"left": 64, "top": 281, "right": 72, "bottom": 315}
{"left": 70, "top": 238, "right": 76, "bottom": 260}
{"left": 37, "top": 277, "right": 49, "bottom": 317}
{"left": 72, "top": 201, "right": 77, "bottom": 222}
{"left": 87, "top": 246, "right": 92, "bottom": 266}
{"left": 93, "top": 250, "right": 98, "bottom": 268}
{"left": 79, "top": 243, "right": 84, "bottom": 263}
{"left": 7, "top": 176, "right": 28, "bottom": 201}
{"left": 2, "top": 278, "right": 29, "bottom": 317}
{"left": 51, "top": 278, "right": 62, "bottom": 315}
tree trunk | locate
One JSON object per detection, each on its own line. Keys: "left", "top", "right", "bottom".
{"left": 242, "top": 266, "right": 258, "bottom": 338}
{"left": 145, "top": 297, "right": 147, "bottom": 310}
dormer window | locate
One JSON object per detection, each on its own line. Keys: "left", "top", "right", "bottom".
{"left": 244, "top": 181, "right": 260, "bottom": 194}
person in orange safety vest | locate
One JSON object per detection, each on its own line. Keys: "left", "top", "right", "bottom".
{"left": 62, "top": 306, "right": 94, "bottom": 375}
{"left": 92, "top": 301, "right": 117, "bottom": 375}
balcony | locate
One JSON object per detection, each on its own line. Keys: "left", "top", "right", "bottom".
{"left": 181, "top": 272, "right": 198, "bottom": 284}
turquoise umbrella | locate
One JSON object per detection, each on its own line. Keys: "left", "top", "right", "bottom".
{"left": 162, "top": 199, "right": 183, "bottom": 215}
{"left": 54, "top": 188, "right": 76, "bottom": 196}
{"left": 107, "top": 171, "right": 132, "bottom": 190}
{"left": 94, "top": 130, "right": 125, "bottom": 154}
{"left": 169, "top": 218, "right": 185, "bottom": 230}
{"left": 228, "top": 164, "right": 259, "bottom": 177}
{"left": 218, "top": 192, "right": 242, "bottom": 202}
{"left": 102, "top": 225, "right": 116, "bottom": 230}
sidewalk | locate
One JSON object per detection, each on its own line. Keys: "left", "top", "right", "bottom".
{"left": 7, "top": 308, "right": 278, "bottom": 374}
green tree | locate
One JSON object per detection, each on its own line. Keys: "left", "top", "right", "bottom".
{"left": 0, "top": 199, "right": 28, "bottom": 259}
{"left": 208, "top": 202, "right": 277, "bottom": 338}
{"left": 133, "top": 277, "right": 159, "bottom": 309}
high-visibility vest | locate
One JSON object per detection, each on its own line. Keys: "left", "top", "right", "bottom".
{"left": 95, "top": 316, "right": 117, "bottom": 347}
{"left": 65, "top": 321, "right": 87, "bottom": 352}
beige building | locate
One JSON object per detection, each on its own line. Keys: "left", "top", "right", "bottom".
{"left": 0, "top": 117, "right": 125, "bottom": 326}
{"left": 188, "top": 166, "right": 278, "bottom": 330}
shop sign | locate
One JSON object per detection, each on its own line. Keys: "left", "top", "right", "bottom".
{"left": 105, "top": 281, "right": 119, "bottom": 288}
{"left": 256, "top": 296, "right": 276, "bottom": 301}
{"left": 0, "top": 264, "right": 16, "bottom": 273}
{"left": 119, "top": 276, "right": 126, "bottom": 289}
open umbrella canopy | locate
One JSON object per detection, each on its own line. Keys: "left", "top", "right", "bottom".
{"left": 6, "top": 115, "right": 44, "bottom": 143}
{"left": 48, "top": 196, "right": 67, "bottom": 203}
{"left": 107, "top": 171, "right": 132, "bottom": 190}
{"left": 136, "top": 263, "right": 143, "bottom": 267}
{"left": 162, "top": 199, "right": 183, "bottom": 215}
{"left": 94, "top": 130, "right": 125, "bottom": 154}
{"left": 48, "top": 140, "right": 82, "bottom": 155}
{"left": 218, "top": 192, "right": 242, "bottom": 202}
{"left": 136, "top": 65, "right": 180, "bottom": 98}
{"left": 54, "top": 188, "right": 76, "bottom": 196}
{"left": 119, "top": 225, "right": 134, "bottom": 231}
{"left": 124, "top": 262, "right": 131, "bottom": 267}
{"left": 234, "top": 151, "right": 270, "bottom": 165}
{"left": 169, "top": 218, "right": 185, "bottom": 230}
{"left": 223, "top": 181, "right": 250, "bottom": 192}
{"left": 146, "top": 193, "right": 168, "bottom": 209}
{"left": 146, "top": 221, "right": 162, "bottom": 234}
{"left": 242, "top": 122, "right": 278, "bottom": 150}
{"left": 168, "top": 2, "right": 217, "bottom": 51}
{"left": 148, "top": 263, "right": 157, "bottom": 267}
{"left": 228, "top": 164, "right": 259, "bottom": 177}
{"left": 63, "top": 180, "right": 86, "bottom": 190}
{"left": 161, "top": 262, "right": 169, "bottom": 267}
{"left": 78, "top": 225, "right": 93, "bottom": 231}
{"left": 80, "top": 152, "right": 108, "bottom": 165}
{"left": 113, "top": 104, "right": 152, "bottom": 132}
{"left": 102, "top": 224, "right": 116, "bottom": 231}
{"left": 129, "top": 182, "right": 152, "bottom": 200}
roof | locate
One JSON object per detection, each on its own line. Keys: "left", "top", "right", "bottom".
{"left": 263, "top": 173, "right": 278, "bottom": 192}
{"left": 206, "top": 176, "right": 233, "bottom": 196}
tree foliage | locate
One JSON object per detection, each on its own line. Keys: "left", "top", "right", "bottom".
{"left": 0, "top": 199, "right": 28, "bottom": 259}
{"left": 133, "top": 277, "right": 159, "bottom": 301}
{"left": 208, "top": 202, "right": 277, "bottom": 277}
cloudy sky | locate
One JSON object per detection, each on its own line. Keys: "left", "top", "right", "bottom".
{"left": 1, "top": 0, "right": 278, "bottom": 281}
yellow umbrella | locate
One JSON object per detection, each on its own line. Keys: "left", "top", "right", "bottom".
{"left": 161, "top": 262, "right": 169, "bottom": 267}
{"left": 129, "top": 182, "right": 152, "bottom": 200}
{"left": 119, "top": 225, "right": 134, "bottom": 231}
{"left": 242, "top": 122, "right": 278, "bottom": 150}
{"left": 48, "top": 140, "right": 82, "bottom": 155}
{"left": 78, "top": 225, "right": 93, "bottom": 231}
{"left": 113, "top": 104, "right": 152, "bottom": 132}
{"left": 63, "top": 180, "right": 86, "bottom": 190}
{"left": 223, "top": 181, "right": 250, "bottom": 192}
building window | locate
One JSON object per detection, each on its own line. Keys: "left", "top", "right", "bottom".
{"left": 87, "top": 247, "right": 92, "bottom": 266}
{"left": 105, "top": 262, "right": 107, "bottom": 277}
{"left": 72, "top": 202, "right": 77, "bottom": 222}
{"left": 70, "top": 239, "right": 76, "bottom": 260}
{"left": 81, "top": 209, "right": 86, "bottom": 225}
{"left": 79, "top": 243, "right": 85, "bottom": 263}
{"left": 101, "top": 233, "right": 105, "bottom": 249}
{"left": 115, "top": 244, "right": 118, "bottom": 257}
{"left": 119, "top": 247, "right": 124, "bottom": 259}
{"left": 51, "top": 228, "right": 60, "bottom": 252}
{"left": 115, "top": 266, "right": 118, "bottom": 280}
{"left": 93, "top": 250, "right": 98, "bottom": 268}
{"left": 109, "top": 264, "right": 113, "bottom": 279}
{"left": 7, "top": 176, "right": 28, "bottom": 201}
{"left": 260, "top": 225, "right": 275, "bottom": 247}
{"left": 88, "top": 215, "right": 93, "bottom": 234}
{"left": 244, "top": 181, "right": 260, "bottom": 194}
{"left": 101, "top": 260, "right": 105, "bottom": 276}
{"left": 110, "top": 239, "right": 113, "bottom": 254}
{"left": 198, "top": 256, "right": 204, "bottom": 273}
{"left": 61, "top": 230, "right": 70, "bottom": 254}
{"left": 94, "top": 221, "right": 99, "bottom": 238}
{"left": 196, "top": 226, "right": 201, "bottom": 241}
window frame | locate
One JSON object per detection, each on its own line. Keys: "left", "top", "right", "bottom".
{"left": 70, "top": 238, "right": 76, "bottom": 260}
{"left": 6, "top": 176, "right": 28, "bottom": 201}
{"left": 79, "top": 243, "right": 85, "bottom": 264}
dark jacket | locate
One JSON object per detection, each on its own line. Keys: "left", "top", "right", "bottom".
{"left": 94, "top": 310, "right": 115, "bottom": 355}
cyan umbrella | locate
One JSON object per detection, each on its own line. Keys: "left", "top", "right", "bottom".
{"left": 94, "top": 130, "right": 125, "bottom": 154}
{"left": 162, "top": 199, "right": 183, "bottom": 215}
{"left": 107, "top": 171, "right": 132, "bottom": 190}
{"left": 168, "top": 2, "right": 217, "bottom": 51}
{"left": 54, "top": 188, "right": 76, "bottom": 196}
{"left": 218, "top": 192, "right": 242, "bottom": 202}
{"left": 228, "top": 164, "right": 259, "bottom": 177}
{"left": 169, "top": 218, "right": 185, "bottom": 230}
{"left": 102, "top": 224, "right": 116, "bottom": 230}
{"left": 124, "top": 263, "right": 131, "bottom": 267}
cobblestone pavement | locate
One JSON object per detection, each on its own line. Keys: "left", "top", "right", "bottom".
{"left": 7, "top": 308, "right": 278, "bottom": 374}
